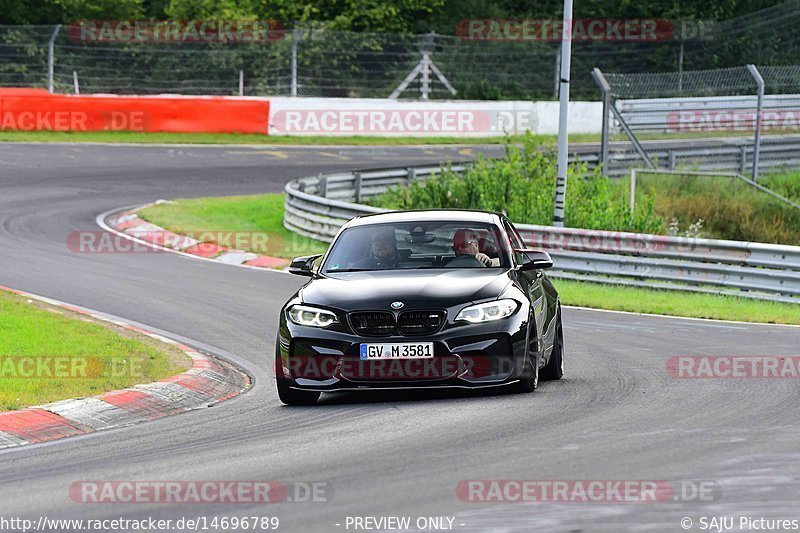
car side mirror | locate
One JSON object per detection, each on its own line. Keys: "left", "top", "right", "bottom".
{"left": 515, "top": 249, "right": 553, "bottom": 271}
{"left": 289, "top": 254, "right": 323, "bottom": 277}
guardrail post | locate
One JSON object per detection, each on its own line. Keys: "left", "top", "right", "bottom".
{"left": 406, "top": 167, "right": 416, "bottom": 184}
{"left": 317, "top": 173, "right": 327, "bottom": 197}
{"left": 353, "top": 172, "right": 362, "bottom": 203}
{"left": 739, "top": 145, "right": 747, "bottom": 175}
{"left": 668, "top": 151, "right": 676, "bottom": 170}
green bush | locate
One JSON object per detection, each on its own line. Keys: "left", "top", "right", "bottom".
{"left": 368, "top": 134, "right": 663, "bottom": 233}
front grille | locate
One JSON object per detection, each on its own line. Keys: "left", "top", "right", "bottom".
{"left": 398, "top": 310, "right": 445, "bottom": 336}
{"left": 350, "top": 312, "right": 395, "bottom": 336}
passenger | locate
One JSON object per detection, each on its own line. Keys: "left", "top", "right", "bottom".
{"left": 353, "top": 227, "right": 401, "bottom": 269}
{"left": 448, "top": 228, "right": 493, "bottom": 267}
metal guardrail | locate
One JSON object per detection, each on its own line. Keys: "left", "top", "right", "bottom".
{"left": 284, "top": 164, "right": 800, "bottom": 304}
{"left": 606, "top": 136, "right": 800, "bottom": 176}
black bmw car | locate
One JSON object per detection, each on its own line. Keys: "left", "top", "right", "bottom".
{"left": 276, "top": 209, "right": 563, "bottom": 405}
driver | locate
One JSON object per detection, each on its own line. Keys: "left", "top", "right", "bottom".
{"left": 449, "top": 228, "right": 493, "bottom": 267}
{"left": 353, "top": 227, "right": 401, "bottom": 269}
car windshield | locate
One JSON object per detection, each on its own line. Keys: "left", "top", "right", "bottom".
{"left": 322, "top": 221, "right": 510, "bottom": 273}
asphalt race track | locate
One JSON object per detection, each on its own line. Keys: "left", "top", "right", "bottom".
{"left": 1, "top": 142, "right": 799, "bottom": 532}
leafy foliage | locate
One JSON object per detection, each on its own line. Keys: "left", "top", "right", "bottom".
{"left": 3, "top": 0, "right": 789, "bottom": 32}
{"left": 367, "top": 134, "right": 663, "bottom": 233}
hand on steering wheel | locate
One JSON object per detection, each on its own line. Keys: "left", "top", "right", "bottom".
{"left": 475, "top": 252, "right": 492, "bottom": 266}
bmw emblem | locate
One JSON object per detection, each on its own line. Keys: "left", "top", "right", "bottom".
{"left": 391, "top": 301, "right": 404, "bottom": 310}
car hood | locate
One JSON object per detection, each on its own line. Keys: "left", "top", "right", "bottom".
{"left": 301, "top": 269, "right": 511, "bottom": 310}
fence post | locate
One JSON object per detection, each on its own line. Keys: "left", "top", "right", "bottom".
{"left": 239, "top": 70, "right": 244, "bottom": 96}
{"left": 746, "top": 64, "right": 764, "bottom": 182}
{"left": 47, "top": 24, "right": 62, "bottom": 93}
{"left": 353, "top": 172, "right": 362, "bottom": 203}
{"left": 291, "top": 29, "right": 300, "bottom": 97}
{"left": 739, "top": 145, "right": 747, "bottom": 175}
{"left": 591, "top": 68, "right": 611, "bottom": 177}
{"left": 72, "top": 71, "right": 80, "bottom": 94}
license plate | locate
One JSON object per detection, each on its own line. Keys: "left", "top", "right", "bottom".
{"left": 360, "top": 342, "right": 434, "bottom": 360}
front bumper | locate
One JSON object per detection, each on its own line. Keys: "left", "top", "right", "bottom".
{"left": 278, "top": 315, "right": 529, "bottom": 391}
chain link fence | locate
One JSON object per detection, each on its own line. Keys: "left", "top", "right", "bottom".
{"left": 0, "top": 26, "right": 53, "bottom": 89}
{"left": 592, "top": 64, "right": 800, "bottom": 178}
{"left": 682, "top": 0, "right": 800, "bottom": 71}
{"left": 0, "top": 25, "right": 611, "bottom": 99}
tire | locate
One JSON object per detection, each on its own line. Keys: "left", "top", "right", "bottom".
{"left": 275, "top": 341, "right": 320, "bottom": 406}
{"left": 540, "top": 307, "right": 564, "bottom": 381}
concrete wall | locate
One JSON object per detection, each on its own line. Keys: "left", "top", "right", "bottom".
{"left": 268, "top": 97, "right": 603, "bottom": 136}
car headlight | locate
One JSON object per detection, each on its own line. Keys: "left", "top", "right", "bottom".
{"left": 287, "top": 305, "right": 338, "bottom": 327}
{"left": 455, "top": 299, "right": 518, "bottom": 323}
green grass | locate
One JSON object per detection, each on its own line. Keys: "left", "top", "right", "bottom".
{"left": 0, "top": 290, "right": 191, "bottom": 411}
{"left": 762, "top": 170, "right": 800, "bottom": 202}
{"left": 138, "top": 193, "right": 329, "bottom": 259}
{"left": 0, "top": 129, "right": 789, "bottom": 146}
{"left": 557, "top": 279, "right": 800, "bottom": 325}
{"left": 631, "top": 171, "right": 800, "bottom": 245}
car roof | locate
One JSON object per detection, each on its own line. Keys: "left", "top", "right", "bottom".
{"left": 346, "top": 209, "right": 503, "bottom": 228}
